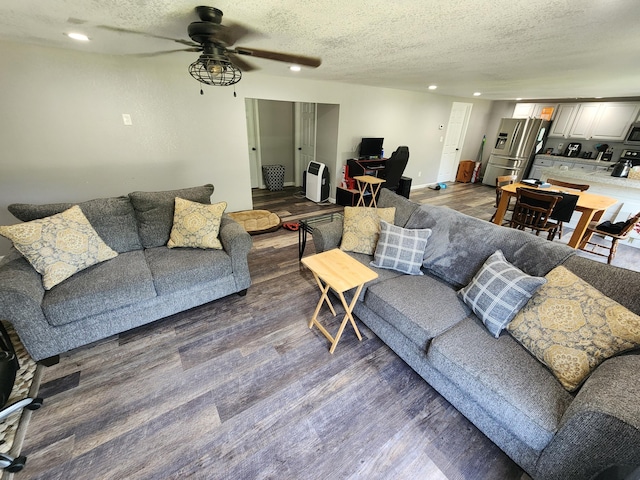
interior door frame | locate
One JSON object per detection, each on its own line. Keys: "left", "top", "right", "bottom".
{"left": 245, "top": 98, "right": 263, "bottom": 189}
{"left": 294, "top": 102, "right": 317, "bottom": 187}
{"left": 437, "top": 102, "right": 473, "bottom": 182}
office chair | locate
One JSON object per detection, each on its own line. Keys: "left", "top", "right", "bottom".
{"left": 380, "top": 146, "right": 409, "bottom": 193}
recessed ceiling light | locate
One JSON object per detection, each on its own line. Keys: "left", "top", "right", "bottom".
{"left": 473, "top": 92, "right": 482, "bottom": 96}
{"left": 428, "top": 85, "right": 437, "bottom": 90}
{"left": 289, "top": 65, "right": 301, "bottom": 72}
{"left": 66, "top": 32, "right": 90, "bottom": 41}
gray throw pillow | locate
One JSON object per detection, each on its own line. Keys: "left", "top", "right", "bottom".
{"left": 128, "top": 184, "right": 214, "bottom": 248}
{"left": 370, "top": 220, "right": 431, "bottom": 275}
{"left": 457, "top": 249, "right": 546, "bottom": 338}
{"left": 8, "top": 196, "right": 142, "bottom": 253}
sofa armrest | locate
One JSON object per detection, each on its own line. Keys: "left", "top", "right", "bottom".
{"left": 312, "top": 219, "right": 344, "bottom": 253}
{"left": 534, "top": 354, "right": 640, "bottom": 480}
{"left": 219, "top": 216, "right": 253, "bottom": 288}
{"left": 0, "top": 252, "right": 50, "bottom": 357}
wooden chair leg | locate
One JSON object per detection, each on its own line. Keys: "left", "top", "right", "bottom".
{"left": 608, "top": 238, "right": 619, "bottom": 264}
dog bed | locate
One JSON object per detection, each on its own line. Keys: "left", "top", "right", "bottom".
{"left": 227, "top": 210, "right": 281, "bottom": 235}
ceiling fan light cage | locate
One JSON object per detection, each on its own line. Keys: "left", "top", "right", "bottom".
{"left": 189, "top": 55, "right": 242, "bottom": 86}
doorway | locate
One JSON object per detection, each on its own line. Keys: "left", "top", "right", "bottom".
{"left": 245, "top": 99, "right": 340, "bottom": 193}
{"left": 437, "top": 102, "right": 473, "bottom": 182}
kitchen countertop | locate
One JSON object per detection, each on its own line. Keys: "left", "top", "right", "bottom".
{"left": 540, "top": 166, "right": 640, "bottom": 189}
{"left": 534, "top": 154, "right": 616, "bottom": 166}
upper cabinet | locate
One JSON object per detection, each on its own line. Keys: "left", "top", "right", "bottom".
{"left": 590, "top": 103, "right": 640, "bottom": 141}
{"left": 547, "top": 101, "right": 640, "bottom": 140}
{"left": 512, "top": 103, "right": 557, "bottom": 120}
{"left": 548, "top": 104, "right": 579, "bottom": 138}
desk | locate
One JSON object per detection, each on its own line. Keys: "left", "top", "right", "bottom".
{"left": 301, "top": 249, "right": 378, "bottom": 353}
{"left": 493, "top": 183, "right": 618, "bottom": 248}
{"left": 353, "top": 175, "right": 385, "bottom": 208}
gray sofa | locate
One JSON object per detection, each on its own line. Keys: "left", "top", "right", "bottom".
{"left": 312, "top": 188, "right": 640, "bottom": 480}
{"left": 0, "top": 184, "right": 252, "bottom": 365}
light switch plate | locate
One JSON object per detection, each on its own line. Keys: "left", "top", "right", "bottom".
{"left": 122, "top": 114, "right": 132, "bottom": 126}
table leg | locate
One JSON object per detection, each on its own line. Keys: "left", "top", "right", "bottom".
{"left": 298, "top": 224, "right": 306, "bottom": 260}
{"left": 492, "top": 191, "right": 512, "bottom": 225}
{"left": 309, "top": 274, "right": 337, "bottom": 331}
{"left": 568, "top": 209, "right": 601, "bottom": 248}
{"left": 369, "top": 183, "right": 382, "bottom": 208}
{"left": 329, "top": 284, "right": 365, "bottom": 354}
{"left": 356, "top": 179, "right": 366, "bottom": 207}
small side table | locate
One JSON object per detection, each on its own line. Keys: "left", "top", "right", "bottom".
{"left": 353, "top": 175, "right": 385, "bottom": 208}
{"left": 298, "top": 212, "right": 343, "bottom": 260}
{"left": 301, "top": 249, "right": 378, "bottom": 353}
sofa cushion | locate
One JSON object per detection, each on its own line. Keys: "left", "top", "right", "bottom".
{"left": 144, "top": 246, "right": 233, "bottom": 296}
{"left": 377, "top": 188, "right": 420, "bottom": 227}
{"left": 371, "top": 220, "right": 431, "bottom": 275}
{"left": 167, "top": 198, "right": 227, "bottom": 249}
{"left": 8, "top": 196, "right": 142, "bottom": 253}
{"left": 404, "top": 205, "right": 574, "bottom": 288}
{"left": 340, "top": 206, "right": 396, "bottom": 255}
{"left": 42, "top": 250, "right": 156, "bottom": 326}
{"left": 508, "top": 266, "right": 640, "bottom": 392}
{"left": 428, "top": 317, "right": 573, "bottom": 451}
{"left": 0, "top": 206, "right": 119, "bottom": 290}
{"left": 458, "top": 250, "right": 546, "bottom": 338}
{"left": 129, "top": 184, "right": 214, "bottom": 248}
{"left": 363, "top": 274, "right": 471, "bottom": 349}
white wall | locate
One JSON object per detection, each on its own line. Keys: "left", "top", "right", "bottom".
{"left": 0, "top": 40, "right": 494, "bottom": 255}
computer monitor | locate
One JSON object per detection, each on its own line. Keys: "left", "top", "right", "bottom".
{"left": 359, "top": 137, "right": 384, "bottom": 159}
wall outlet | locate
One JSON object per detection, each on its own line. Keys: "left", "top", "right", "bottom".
{"left": 122, "top": 113, "right": 133, "bottom": 126}
{"left": 557, "top": 142, "right": 564, "bottom": 151}
{"left": 418, "top": 171, "right": 422, "bottom": 177}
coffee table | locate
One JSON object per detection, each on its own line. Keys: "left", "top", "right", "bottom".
{"left": 298, "top": 212, "right": 343, "bottom": 260}
{"left": 301, "top": 249, "right": 378, "bottom": 353}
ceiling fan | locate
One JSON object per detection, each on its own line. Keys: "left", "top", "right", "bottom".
{"left": 100, "top": 6, "right": 322, "bottom": 88}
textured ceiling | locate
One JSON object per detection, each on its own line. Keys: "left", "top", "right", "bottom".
{"left": 1, "top": 0, "right": 639, "bottom": 100}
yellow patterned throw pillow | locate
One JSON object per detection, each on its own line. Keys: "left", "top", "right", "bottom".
{"left": 0, "top": 205, "right": 118, "bottom": 290}
{"left": 167, "top": 197, "right": 227, "bottom": 249}
{"left": 340, "top": 207, "right": 396, "bottom": 255}
{"left": 507, "top": 266, "right": 640, "bottom": 391}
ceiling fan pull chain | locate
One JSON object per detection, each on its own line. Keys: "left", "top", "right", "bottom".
{"left": 233, "top": 85, "right": 237, "bottom": 97}
{"left": 200, "top": 87, "right": 204, "bottom": 95}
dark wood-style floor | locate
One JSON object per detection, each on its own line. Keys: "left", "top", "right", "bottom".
{"left": 17, "top": 183, "right": 637, "bottom": 480}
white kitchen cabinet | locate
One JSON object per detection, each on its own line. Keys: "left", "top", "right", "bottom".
{"left": 548, "top": 104, "right": 579, "bottom": 137}
{"left": 513, "top": 103, "right": 557, "bottom": 119}
{"left": 513, "top": 103, "right": 535, "bottom": 118}
{"left": 590, "top": 102, "right": 640, "bottom": 141}
{"left": 568, "top": 103, "right": 601, "bottom": 138}
{"left": 528, "top": 157, "right": 555, "bottom": 179}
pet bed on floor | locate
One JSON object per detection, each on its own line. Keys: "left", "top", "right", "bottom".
{"left": 228, "top": 210, "right": 281, "bottom": 234}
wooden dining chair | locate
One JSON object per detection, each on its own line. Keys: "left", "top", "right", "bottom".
{"left": 546, "top": 178, "right": 590, "bottom": 239}
{"left": 490, "top": 174, "right": 518, "bottom": 224}
{"left": 578, "top": 212, "right": 640, "bottom": 264}
{"left": 509, "top": 188, "right": 561, "bottom": 240}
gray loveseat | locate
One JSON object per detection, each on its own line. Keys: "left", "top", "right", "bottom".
{"left": 312, "top": 188, "right": 640, "bottom": 480}
{"left": 0, "top": 184, "right": 252, "bottom": 365}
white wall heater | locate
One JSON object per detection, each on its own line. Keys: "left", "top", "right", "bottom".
{"left": 305, "top": 161, "right": 329, "bottom": 202}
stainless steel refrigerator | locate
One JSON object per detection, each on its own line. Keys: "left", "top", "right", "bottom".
{"left": 482, "top": 118, "right": 550, "bottom": 186}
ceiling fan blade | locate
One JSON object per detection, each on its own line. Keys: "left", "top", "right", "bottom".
{"left": 218, "top": 22, "right": 252, "bottom": 47}
{"left": 227, "top": 53, "right": 259, "bottom": 72}
{"left": 97, "top": 25, "right": 198, "bottom": 48}
{"left": 232, "top": 47, "right": 322, "bottom": 68}
{"left": 128, "top": 48, "right": 203, "bottom": 58}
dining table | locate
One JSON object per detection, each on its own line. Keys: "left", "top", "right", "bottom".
{"left": 492, "top": 182, "right": 619, "bottom": 248}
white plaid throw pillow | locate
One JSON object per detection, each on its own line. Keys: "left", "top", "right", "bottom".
{"left": 370, "top": 220, "right": 431, "bottom": 275}
{"left": 458, "top": 250, "right": 546, "bottom": 338}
